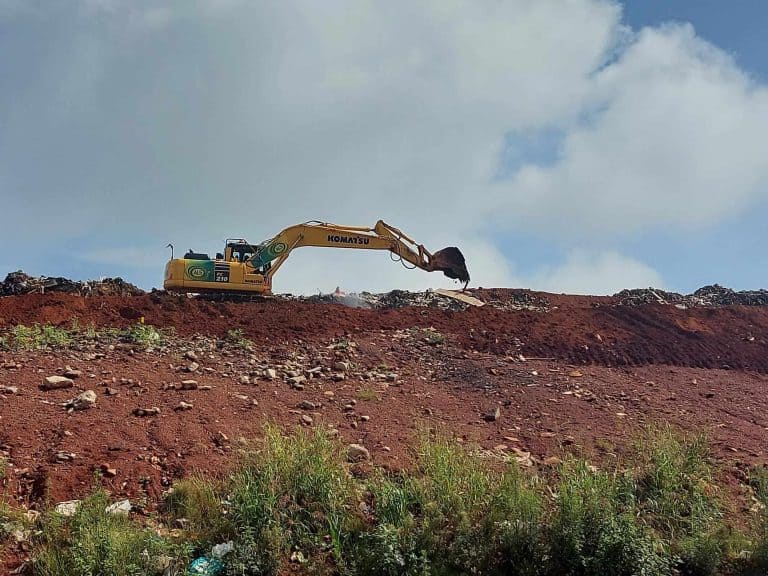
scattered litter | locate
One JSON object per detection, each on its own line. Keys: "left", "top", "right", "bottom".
{"left": 1, "top": 270, "right": 143, "bottom": 297}
{"left": 614, "top": 284, "right": 768, "bottom": 308}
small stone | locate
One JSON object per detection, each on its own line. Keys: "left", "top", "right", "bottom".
{"left": 347, "top": 443, "right": 370, "bottom": 462}
{"left": 214, "top": 431, "right": 229, "bottom": 447}
{"left": 568, "top": 370, "right": 583, "bottom": 378}
{"left": 105, "top": 499, "right": 131, "bottom": 515}
{"left": 288, "top": 375, "right": 306, "bottom": 389}
{"left": 360, "top": 415, "right": 370, "bottom": 422}
{"left": 540, "top": 432, "right": 556, "bottom": 438}
{"left": 323, "top": 390, "right": 335, "bottom": 398}
{"left": 299, "top": 400, "right": 317, "bottom": 410}
{"left": 333, "top": 361, "right": 350, "bottom": 372}
{"left": 100, "top": 464, "right": 118, "bottom": 478}
{"left": 55, "top": 500, "right": 81, "bottom": 516}
{"left": 180, "top": 380, "right": 198, "bottom": 390}
{"left": 55, "top": 451, "right": 76, "bottom": 462}
{"left": 264, "top": 368, "right": 278, "bottom": 380}
{"left": 543, "top": 456, "right": 562, "bottom": 466}
{"left": 301, "top": 414, "right": 313, "bottom": 425}
{"left": 386, "top": 373, "right": 398, "bottom": 382}
{"left": 0, "top": 385, "right": 18, "bottom": 394}
{"left": 483, "top": 406, "right": 501, "bottom": 422}
{"left": 41, "top": 375, "right": 74, "bottom": 391}
{"left": 67, "top": 390, "right": 97, "bottom": 411}
{"left": 239, "top": 375, "right": 251, "bottom": 385}
{"left": 105, "top": 387, "right": 119, "bottom": 396}
{"left": 175, "top": 401, "right": 193, "bottom": 411}
{"left": 63, "top": 367, "right": 83, "bottom": 378}
{"left": 186, "top": 362, "right": 200, "bottom": 373}
{"left": 184, "top": 351, "right": 198, "bottom": 361}
{"left": 134, "top": 407, "right": 161, "bottom": 417}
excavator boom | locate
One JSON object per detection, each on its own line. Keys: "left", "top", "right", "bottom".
{"left": 164, "top": 220, "right": 469, "bottom": 295}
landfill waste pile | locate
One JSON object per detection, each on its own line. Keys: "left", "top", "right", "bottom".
{"left": 299, "top": 288, "right": 467, "bottom": 310}
{"left": 614, "top": 284, "right": 768, "bottom": 307}
{"left": 296, "top": 288, "right": 549, "bottom": 311}
{"left": 0, "top": 270, "right": 145, "bottom": 297}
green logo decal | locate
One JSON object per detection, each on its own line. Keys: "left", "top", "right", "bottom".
{"left": 185, "top": 261, "right": 214, "bottom": 282}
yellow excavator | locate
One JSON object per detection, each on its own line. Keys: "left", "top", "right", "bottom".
{"left": 163, "top": 220, "right": 470, "bottom": 296}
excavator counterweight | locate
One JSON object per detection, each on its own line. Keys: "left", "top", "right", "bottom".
{"left": 163, "top": 220, "right": 470, "bottom": 296}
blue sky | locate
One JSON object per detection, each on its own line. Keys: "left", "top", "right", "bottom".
{"left": 1, "top": 1, "right": 768, "bottom": 295}
{"left": 615, "top": 1, "right": 768, "bottom": 291}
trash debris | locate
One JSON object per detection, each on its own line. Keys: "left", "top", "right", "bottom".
{"left": 211, "top": 541, "right": 234, "bottom": 558}
{"left": 187, "top": 541, "right": 232, "bottom": 576}
{"left": 187, "top": 556, "right": 224, "bottom": 575}
{"left": 0, "top": 270, "right": 144, "bottom": 297}
{"left": 614, "top": 284, "right": 768, "bottom": 308}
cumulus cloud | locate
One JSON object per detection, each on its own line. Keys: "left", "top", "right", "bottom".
{"left": 525, "top": 251, "right": 664, "bottom": 295}
{"left": 1, "top": 1, "right": 767, "bottom": 293}
{"left": 496, "top": 23, "right": 768, "bottom": 237}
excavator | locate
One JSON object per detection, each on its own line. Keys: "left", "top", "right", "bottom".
{"left": 163, "top": 220, "right": 470, "bottom": 296}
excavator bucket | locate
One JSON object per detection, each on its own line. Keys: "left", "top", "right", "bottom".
{"left": 430, "top": 247, "right": 470, "bottom": 287}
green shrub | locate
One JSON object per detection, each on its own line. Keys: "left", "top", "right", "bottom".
{"left": 740, "top": 467, "right": 768, "bottom": 576}
{"left": 226, "top": 329, "right": 253, "bottom": 349}
{"left": 228, "top": 425, "right": 358, "bottom": 572}
{"left": 1, "top": 324, "right": 71, "bottom": 350}
{"left": 121, "top": 323, "right": 166, "bottom": 347}
{"left": 347, "top": 437, "right": 545, "bottom": 576}
{"left": 548, "top": 461, "right": 671, "bottom": 576}
{"left": 32, "top": 490, "right": 178, "bottom": 576}
{"left": 631, "top": 426, "right": 725, "bottom": 574}
{"left": 163, "top": 476, "right": 233, "bottom": 547}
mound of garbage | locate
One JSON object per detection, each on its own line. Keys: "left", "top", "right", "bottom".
{"left": 614, "top": 284, "right": 768, "bottom": 307}
{"left": 0, "top": 270, "right": 145, "bottom": 297}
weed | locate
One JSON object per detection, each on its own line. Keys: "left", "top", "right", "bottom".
{"left": 32, "top": 490, "right": 179, "bottom": 576}
{"left": 163, "top": 476, "right": 233, "bottom": 547}
{"left": 631, "top": 425, "right": 725, "bottom": 574}
{"left": 226, "top": 328, "right": 253, "bottom": 349}
{"left": 121, "top": 323, "right": 166, "bottom": 347}
{"left": 229, "top": 425, "right": 359, "bottom": 572}
{"left": 548, "top": 461, "right": 671, "bottom": 576}
{"left": 1, "top": 324, "right": 71, "bottom": 350}
{"left": 741, "top": 467, "right": 768, "bottom": 576}
{"left": 356, "top": 387, "right": 380, "bottom": 402}
{"left": 347, "top": 437, "right": 545, "bottom": 576}
{"left": 409, "top": 327, "right": 445, "bottom": 345}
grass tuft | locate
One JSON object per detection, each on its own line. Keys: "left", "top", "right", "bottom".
{"left": 0, "top": 324, "right": 71, "bottom": 350}
{"left": 32, "top": 490, "right": 181, "bottom": 576}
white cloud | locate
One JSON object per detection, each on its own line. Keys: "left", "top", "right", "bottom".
{"left": 495, "top": 23, "right": 768, "bottom": 237}
{"left": 526, "top": 250, "right": 664, "bottom": 295}
{"left": 1, "top": 2, "right": 767, "bottom": 294}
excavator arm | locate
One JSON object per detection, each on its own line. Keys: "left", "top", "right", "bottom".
{"left": 248, "top": 220, "right": 470, "bottom": 286}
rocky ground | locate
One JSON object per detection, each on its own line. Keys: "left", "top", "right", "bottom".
{"left": 0, "top": 287, "right": 766, "bottom": 507}
{"left": 1, "top": 287, "right": 767, "bottom": 571}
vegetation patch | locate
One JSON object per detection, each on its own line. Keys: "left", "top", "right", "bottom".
{"left": 0, "top": 324, "right": 71, "bottom": 350}
{"left": 5, "top": 426, "right": 767, "bottom": 575}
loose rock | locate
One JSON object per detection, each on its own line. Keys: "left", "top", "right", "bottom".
{"left": 66, "top": 390, "right": 97, "bottom": 411}
{"left": 41, "top": 375, "right": 74, "bottom": 391}
{"left": 347, "top": 443, "right": 371, "bottom": 462}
